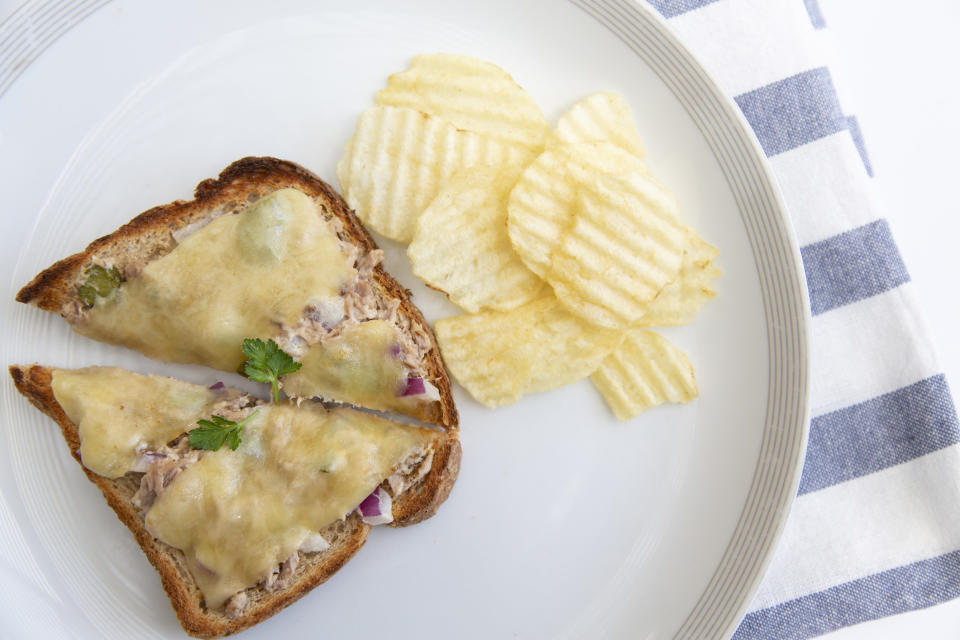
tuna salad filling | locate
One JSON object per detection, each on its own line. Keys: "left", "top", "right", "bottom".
{"left": 128, "top": 403, "right": 436, "bottom": 618}
{"left": 273, "top": 247, "right": 441, "bottom": 402}
{"left": 68, "top": 190, "right": 442, "bottom": 408}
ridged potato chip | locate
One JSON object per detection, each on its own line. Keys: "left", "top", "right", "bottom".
{"left": 341, "top": 59, "right": 715, "bottom": 419}
{"left": 435, "top": 297, "right": 623, "bottom": 408}
{"left": 552, "top": 92, "right": 646, "bottom": 158}
{"left": 337, "top": 106, "right": 526, "bottom": 242}
{"left": 548, "top": 174, "right": 689, "bottom": 329}
{"left": 408, "top": 165, "right": 545, "bottom": 313}
{"left": 590, "top": 329, "right": 698, "bottom": 421}
{"left": 376, "top": 53, "right": 549, "bottom": 155}
{"left": 507, "top": 141, "right": 648, "bottom": 279}
{"left": 638, "top": 231, "right": 721, "bottom": 327}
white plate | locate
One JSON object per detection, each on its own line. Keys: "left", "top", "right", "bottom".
{"left": 0, "top": 1, "right": 810, "bottom": 638}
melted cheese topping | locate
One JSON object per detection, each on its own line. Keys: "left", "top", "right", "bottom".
{"left": 144, "top": 403, "right": 434, "bottom": 608}
{"left": 77, "top": 189, "right": 356, "bottom": 371}
{"left": 51, "top": 367, "right": 224, "bottom": 478}
{"left": 281, "top": 320, "right": 410, "bottom": 411}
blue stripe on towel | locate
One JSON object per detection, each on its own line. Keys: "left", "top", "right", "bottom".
{"left": 733, "top": 550, "right": 960, "bottom": 640}
{"left": 798, "top": 375, "right": 960, "bottom": 495}
{"left": 846, "top": 115, "right": 873, "bottom": 176}
{"left": 734, "top": 68, "right": 847, "bottom": 156}
{"left": 803, "top": 0, "right": 827, "bottom": 29}
{"left": 645, "top": 0, "right": 720, "bottom": 19}
{"left": 801, "top": 219, "right": 909, "bottom": 316}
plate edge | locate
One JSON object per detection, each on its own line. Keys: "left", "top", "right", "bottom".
{"left": 567, "top": 1, "right": 812, "bottom": 638}
{"left": 1, "top": 1, "right": 813, "bottom": 637}
{"left": 0, "top": 0, "right": 113, "bottom": 99}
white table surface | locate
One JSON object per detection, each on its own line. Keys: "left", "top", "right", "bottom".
{"left": 1, "top": 0, "right": 958, "bottom": 638}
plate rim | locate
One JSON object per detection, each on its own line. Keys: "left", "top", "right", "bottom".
{"left": 567, "top": 1, "right": 812, "bottom": 637}
{"left": 0, "top": 1, "right": 812, "bottom": 638}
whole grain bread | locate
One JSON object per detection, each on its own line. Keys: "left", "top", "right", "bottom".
{"left": 8, "top": 364, "right": 461, "bottom": 638}
{"left": 15, "top": 156, "right": 458, "bottom": 430}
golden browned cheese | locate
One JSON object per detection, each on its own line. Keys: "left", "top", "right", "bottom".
{"left": 144, "top": 404, "right": 434, "bottom": 608}
{"left": 282, "top": 319, "right": 412, "bottom": 411}
{"left": 76, "top": 189, "right": 356, "bottom": 371}
{"left": 51, "top": 367, "right": 223, "bottom": 478}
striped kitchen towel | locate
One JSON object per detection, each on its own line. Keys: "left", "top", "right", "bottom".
{"left": 642, "top": 0, "right": 960, "bottom": 638}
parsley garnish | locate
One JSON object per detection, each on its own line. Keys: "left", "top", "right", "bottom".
{"left": 241, "top": 338, "right": 302, "bottom": 403}
{"left": 187, "top": 410, "right": 259, "bottom": 451}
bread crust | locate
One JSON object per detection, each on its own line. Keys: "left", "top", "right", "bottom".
{"left": 15, "top": 157, "right": 458, "bottom": 429}
{"left": 390, "top": 429, "right": 462, "bottom": 527}
{"left": 9, "top": 364, "right": 460, "bottom": 638}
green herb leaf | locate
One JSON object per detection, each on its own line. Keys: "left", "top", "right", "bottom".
{"left": 78, "top": 284, "right": 97, "bottom": 307}
{"left": 187, "top": 410, "right": 259, "bottom": 451}
{"left": 78, "top": 264, "right": 124, "bottom": 307}
{"left": 241, "top": 338, "right": 302, "bottom": 403}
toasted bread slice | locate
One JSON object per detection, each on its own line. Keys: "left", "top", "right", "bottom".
{"left": 9, "top": 364, "right": 461, "bottom": 638}
{"left": 15, "top": 157, "right": 458, "bottom": 429}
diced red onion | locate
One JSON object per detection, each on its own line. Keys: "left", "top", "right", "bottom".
{"left": 389, "top": 344, "right": 402, "bottom": 359}
{"left": 358, "top": 487, "right": 393, "bottom": 525}
{"left": 208, "top": 381, "right": 225, "bottom": 390}
{"left": 400, "top": 376, "right": 425, "bottom": 397}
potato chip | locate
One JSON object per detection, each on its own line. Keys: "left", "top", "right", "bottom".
{"left": 548, "top": 174, "right": 689, "bottom": 329}
{"left": 507, "top": 141, "right": 648, "bottom": 279}
{"left": 505, "top": 147, "right": 578, "bottom": 279}
{"left": 376, "top": 53, "right": 549, "bottom": 155}
{"left": 435, "top": 297, "right": 623, "bottom": 408}
{"left": 552, "top": 92, "right": 646, "bottom": 158}
{"left": 407, "top": 165, "right": 545, "bottom": 313}
{"left": 638, "top": 231, "right": 720, "bottom": 326}
{"left": 590, "top": 329, "right": 697, "bottom": 421}
{"left": 337, "top": 106, "right": 525, "bottom": 242}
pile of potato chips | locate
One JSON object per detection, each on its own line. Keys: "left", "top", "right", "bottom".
{"left": 337, "top": 54, "right": 720, "bottom": 421}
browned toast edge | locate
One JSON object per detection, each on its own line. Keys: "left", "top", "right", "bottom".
{"left": 8, "top": 364, "right": 460, "bottom": 638}
{"left": 15, "top": 157, "right": 458, "bottom": 430}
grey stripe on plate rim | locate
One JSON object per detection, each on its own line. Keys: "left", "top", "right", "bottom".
{"left": 570, "top": 1, "right": 810, "bottom": 638}
{"left": 0, "top": 0, "right": 111, "bottom": 99}
{"left": 1, "top": 1, "right": 810, "bottom": 638}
